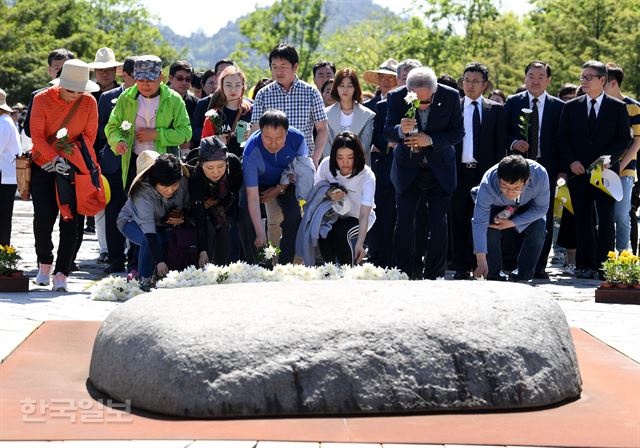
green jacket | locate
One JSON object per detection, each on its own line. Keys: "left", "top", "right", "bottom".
{"left": 105, "top": 83, "right": 192, "bottom": 188}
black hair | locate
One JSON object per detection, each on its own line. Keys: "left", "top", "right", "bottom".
{"left": 313, "top": 60, "right": 336, "bottom": 77}
{"left": 489, "top": 89, "right": 506, "bottom": 103}
{"left": 558, "top": 83, "right": 578, "bottom": 100}
{"left": 148, "top": 154, "right": 183, "bottom": 187}
{"left": 48, "top": 49, "right": 74, "bottom": 66}
{"left": 259, "top": 109, "right": 289, "bottom": 130}
{"left": 331, "top": 68, "right": 362, "bottom": 102}
{"left": 268, "top": 44, "right": 299, "bottom": 67}
{"left": 605, "top": 63, "right": 624, "bottom": 86}
{"left": 525, "top": 61, "right": 552, "bottom": 78}
{"left": 201, "top": 69, "right": 215, "bottom": 87}
{"left": 463, "top": 62, "right": 489, "bottom": 82}
{"left": 321, "top": 78, "right": 334, "bottom": 95}
{"left": 329, "top": 131, "right": 366, "bottom": 179}
{"left": 437, "top": 73, "right": 458, "bottom": 90}
{"left": 214, "top": 58, "right": 235, "bottom": 75}
{"left": 122, "top": 56, "right": 137, "bottom": 77}
{"left": 191, "top": 72, "right": 202, "bottom": 90}
{"left": 582, "top": 60, "right": 607, "bottom": 79}
{"left": 497, "top": 155, "right": 530, "bottom": 184}
{"left": 169, "top": 60, "right": 193, "bottom": 77}
{"left": 252, "top": 78, "right": 274, "bottom": 99}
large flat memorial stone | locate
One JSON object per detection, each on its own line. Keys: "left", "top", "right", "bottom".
{"left": 89, "top": 281, "right": 582, "bottom": 418}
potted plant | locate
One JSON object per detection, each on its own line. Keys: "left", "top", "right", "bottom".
{"left": 0, "top": 245, "right": 28, "bottom": 292}
{"left": 596, "top": 250, "right": 640, "bottom": 304}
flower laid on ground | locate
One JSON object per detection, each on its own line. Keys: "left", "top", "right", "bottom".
{"left": 601, "top": 250, "right": 640, "bottom": 286}
{"left": 258, "top": 241, "right": 281, "bottom": 269}
{"left": 91, "top": 276, "right": 144, "bottom": 301}
{"left": 518, "top": 108, "right": 533, "bottom": 142}
{"left": 205, "top": 109, "right": 224, "bottom": 134}
{"left": 120, "top": 120, "right": 132, "bottom": 141}
{"left": 92, "top": 262, "right": 410, "bottom": 301}
{"left": 54, "top": 127, "right": 74, "bottom": 155}
{"left": 0, "top": 245, "right": 21, "bottom": 276}
{"left": 404, "top": 91, "right": 420, "bottom": 119}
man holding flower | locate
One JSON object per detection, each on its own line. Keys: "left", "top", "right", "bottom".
{"left": 384, "top": 66, "right": 464, "bottom": 279}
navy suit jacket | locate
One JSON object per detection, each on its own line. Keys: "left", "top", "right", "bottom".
{"left": 504, "top": 91, "right": 564, "bottom": 176}
{"left": 384, "top": 84, "right": 464, "bottom": 194}
{"left": 97, "top": 85, "right": 124, "bottom": 176}
{"left": 191, "top": 95, "right": 211, "bottom": 146}
{"left": 454, "top": 97, "right": 507, "bottom": 177}
{"left": 558, "top": 93, "right": 631, "bottom": 172}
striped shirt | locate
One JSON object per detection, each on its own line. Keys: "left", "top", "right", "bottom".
{"left": 251, "top": 77, "right": 327, "bottom": 155}
{"left": 620, "top": 96, "right": 640, "bottom": 179}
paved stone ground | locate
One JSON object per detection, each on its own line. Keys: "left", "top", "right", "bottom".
{"left": 1, "top": 197, "right": 639, "bottom": 446}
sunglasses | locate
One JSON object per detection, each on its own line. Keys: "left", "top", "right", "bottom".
{"left": 173, "top": 76, "right": 192, "bottom": 83}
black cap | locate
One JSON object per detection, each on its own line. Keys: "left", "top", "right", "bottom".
{"left": 199, "top": 136, "right": 228, "bottom": 162}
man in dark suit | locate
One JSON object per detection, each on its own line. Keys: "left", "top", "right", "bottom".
{"left": 504, "top": 60, "right": 565, "bottom": 278}
{"left": 385, "top": 67, "right": 464, "bottom": 279}
{"left": 97, "top": 56, "right": 137, "bottom": 274}
{"left": 451, "top": 62, "right": 507, "bottom": 280}
{"left": 559, "top": 60, "right": 632, "bottom": 278}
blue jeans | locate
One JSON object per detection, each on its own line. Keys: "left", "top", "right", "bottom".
{"left": 614, "top": 175, "right": 634, "bottom": 252}
{"left": 121, "top": 221, "right": 171, "bottom": 278}
{"left": 487, "top": 217, "right": 546, "bottom": 280}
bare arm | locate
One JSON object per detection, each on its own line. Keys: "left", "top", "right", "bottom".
{"left": 312, "top": 120, "right": 329, "bottom": 167}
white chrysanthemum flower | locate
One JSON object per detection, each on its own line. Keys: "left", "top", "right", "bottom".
{"left": 263, "top": 245, "right": 277, "bottom": 260}
{"left": 56, "top": 128, "right": 68, "bottom": 139}
{"left": 521, "top": 108, "right": 533, "bottom": 114}
{"left": 404, "top": 91, "right": 418, "bottom": 104}
{"left": 556, "top": 178, "right": 566, "bottom": 187}
{"left": 205, "top": 109, "right": 217, "bottom": 117}
{"left": 120, "top": 120, "right": 132, "bottom": 131}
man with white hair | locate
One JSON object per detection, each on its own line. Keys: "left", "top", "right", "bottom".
{"left": 384, "top": 66, "right": 464, "bottom": 279}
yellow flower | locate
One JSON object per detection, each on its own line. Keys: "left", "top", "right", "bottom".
{"left": 620, "top": 250, "right": 633, "bottom": 258}
{"left": 6, "top": 246, "right": 15, "bottom": 254}
{"left": 607, "top": 251, "right": 617, "bottom": 260}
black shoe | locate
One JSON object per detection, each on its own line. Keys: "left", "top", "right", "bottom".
{"left": 70, "top": 262, "right": 79, "bottom": 272}
{"left": 84, "top": 225, "right": 95, "bottom": 234}
{"left": 576, "top": 268, "right": 598, "bottom": 279}
{"left": 486, "top": 271, "right": 508, "bottom": 282}
{"left": 104, "top": 262, "right": 126, "bottom": 274}
{"left": 97, "top": 252, "right": 109, "bottom": 264}
{"left": 453, "top": 270, "right": 470, "bottom": 280}
{"left": 533, "top": 271, "right": 550, "bottom": 280}
{"left": 509, "top": 273, "right": 531, "bottom": 283}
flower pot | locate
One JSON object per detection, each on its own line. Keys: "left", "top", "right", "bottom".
{"left": 632, "top": 284, "right": 640, "bottom": 289}
{"left": 0, "top": 273, "right": 29, "bottom": 292}
{"left": 599, "top": 282, "right": 613, "bottom": 288}
{"left": 595, "top": 286, "right": 640, "bottom": 304}
{"left": 615, "top": 283, "right": 630, "bottom": 288}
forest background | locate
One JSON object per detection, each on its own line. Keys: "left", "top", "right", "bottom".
{"left": 1, "top": 0, "right": 638, "bottom": 103}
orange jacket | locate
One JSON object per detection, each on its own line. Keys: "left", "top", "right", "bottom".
{"left": 30, "top": 86, "right": 98, "bottom": 170}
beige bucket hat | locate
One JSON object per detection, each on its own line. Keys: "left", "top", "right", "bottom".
{"left": 50, "top": 59, "right": 100, "bottom": 93}
{"left": 89, "top": 47, "right": 124, "bottom": 71}
{"left": 0, "top": 89, "right": 13, "bottom": 113}
{"left": 363, "top": 58, "right": 399, "bottom": 85}
{"left": 129, "top": 150, "right": 190, "bottom": 195}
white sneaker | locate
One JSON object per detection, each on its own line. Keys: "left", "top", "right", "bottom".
{"left": 34, "top": 263, "right": 52, "bottom": 286}
{"left": 562, "top": 264, "right": 576, "bottom": 276}
{"left": 52, "top": 272, "right": 68, "bottom": 292}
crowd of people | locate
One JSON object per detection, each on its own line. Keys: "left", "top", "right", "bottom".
{"left": 0, "top": 42, "right": 638, "bottom": 291}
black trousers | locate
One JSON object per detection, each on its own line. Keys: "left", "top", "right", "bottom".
{"left": 319, "top": 217, "right": 359, "bottom": 266}
{"left": 367, "top": 151, "right": 396, "bottom": 268}
{"left": 393, "top": 167, "right": 450, "bottom": 279}
{"left": 568, "top": 173, "right": 615, "bottom": 271}
{"left": 450, "top": 165, "right": 481, "bottom": 271}
{"left": 535, "top": 169, "right": 556, "bottom": 273}
{"left": 31, "top": 163, "right": 79, "bottom": 276}
{"left": 0, "top": 171, "right": 17, "bottom": 246}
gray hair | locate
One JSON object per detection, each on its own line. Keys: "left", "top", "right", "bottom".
{"left": 406, "top": 67, "right": 437, "bottom": 91}
{"left": 397, "top": 59, "right": 422, "bottom": 76}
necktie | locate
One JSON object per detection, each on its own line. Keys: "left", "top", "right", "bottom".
{"left": 472, "top": 100, "right": 481, "bottom": 160}
{"left": 588, "top": 98, "right": 597, "bottom": 133}
{"left": 528, "top": 97, "right": 539, "bottom": 159}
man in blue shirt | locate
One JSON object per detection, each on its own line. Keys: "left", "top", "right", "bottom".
{"left": 242, "top": 109, "right": 307, "bottom": 264}
{"left": 471, "top": 155, "right": 549, "bottom": 282}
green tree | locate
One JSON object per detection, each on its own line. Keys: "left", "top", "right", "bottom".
{"left": 233, "top": 0, "right": 327, "bottom": 81}
{"left": 0, "top": 0, "right": 178, "bottom": 103}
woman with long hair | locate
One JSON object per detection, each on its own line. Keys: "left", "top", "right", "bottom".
{"left": 323, "top": 68, "right": 376, "bottom": 164}
{"left": 201, "top": 66, "right": 252, "bottom": 158}
{"left": 315, "top": 131, "right": 376, "bottom": 265}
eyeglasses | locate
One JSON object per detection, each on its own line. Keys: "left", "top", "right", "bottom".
{"left": 499, "top": 181, "right": 525, "bottom": 193}
{"left": 173, "top": 76, "right": 192, "bottom": 83}
{"left": 580, "top": 75, "right": 602, "bottom": 82}
{"left": 463, "top": 78, "right": 485, "bottom": 85}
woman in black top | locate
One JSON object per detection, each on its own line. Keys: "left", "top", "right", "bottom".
{"left": 189, "top": 136, "right": 242, "bottom": 266}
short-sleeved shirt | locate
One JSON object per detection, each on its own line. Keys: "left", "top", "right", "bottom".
{"left": 314, "top": 157, "right": 377, "bottom": 229}
{"left": 242, "top": 126, "right": 308, "bottom": 188}
{"left": 620, "top": 96, "right": 640, "bottom": 179}
{"left": 251, "top": 77, "right": 327, "bottom": 154}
